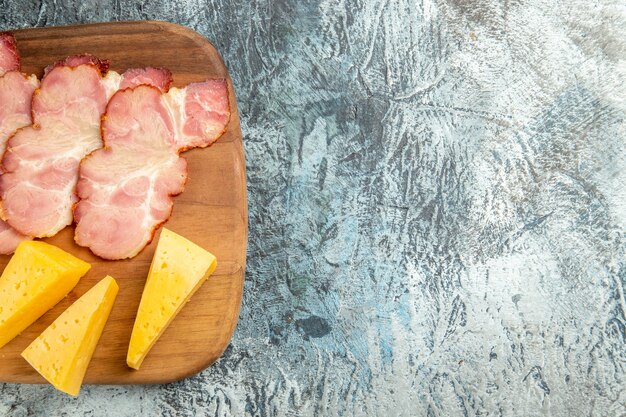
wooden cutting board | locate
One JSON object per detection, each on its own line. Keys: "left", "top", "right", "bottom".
{"left": 0, "top": 21, "right": 247, "bottom": 384}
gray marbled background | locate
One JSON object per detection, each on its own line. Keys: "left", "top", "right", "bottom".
{"left": 1, "top": 1, "right": 625, "bottom": 416}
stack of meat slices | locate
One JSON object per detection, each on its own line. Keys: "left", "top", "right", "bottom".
{"left": 0, "top": 32, "right": 230, "bottom": 259}
{"left": 0, "top": 33, "right": 38, "bottom": 254}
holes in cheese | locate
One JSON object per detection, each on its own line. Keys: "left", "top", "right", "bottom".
{"left": 21, "top": 276, "right": 119, "bottom": 397}
{"left": 127, "top": 228, "right": 217, "bottom": 370}
{"left": 0, "top": 241, "right": 91, "bottom": 348}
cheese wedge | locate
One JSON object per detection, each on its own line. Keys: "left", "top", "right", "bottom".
{"left": 21, "top": 276, "right": 119, "bottom": 396}
{"left": 127, "top": 228, "right": 217, "bottom": 370}
{"left": 0, "top": 241, "right": 91, "bottom": 348}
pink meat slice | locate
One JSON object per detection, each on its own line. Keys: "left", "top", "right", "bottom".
{"left": 74, "top": 80, "right": 230, "bottom": 260}
{"left": 0, "top": 56, "right": 172, "bottom": 238}
{"left": 0, "top": 32, "right": 38, "bottom": 255}
{"left": 0, "top": 219, "right": 28, "bottom": 254}
{"left": 0, "top": 32, "right": 19, "bottom": 76}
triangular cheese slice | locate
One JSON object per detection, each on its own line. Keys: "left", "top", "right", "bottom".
{"left": 127, "top": 228, "right": 217, "bottom": 370}
{"left": 21, "top": 276, "right": 119, "bottom": 396}
{"left": 0, "top": 241, "right": 91, "bottom": 348}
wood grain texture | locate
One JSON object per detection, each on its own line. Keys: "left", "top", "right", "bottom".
{"left": 0, "top": 21, "right": 247, "bottom": 384}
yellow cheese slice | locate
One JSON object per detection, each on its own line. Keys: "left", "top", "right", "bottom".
{"left": 21, "top": 275, "right": 119, "bottom": 396}
{"left": 127, "top": 228, "right": 217, "bottom": 370}
{"left": 0, "top": 241, "right": 91, "bottom": 348}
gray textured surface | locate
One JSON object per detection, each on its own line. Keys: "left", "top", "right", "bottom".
{"left": 1, "top": 1, "right": 625, "bottom": 416}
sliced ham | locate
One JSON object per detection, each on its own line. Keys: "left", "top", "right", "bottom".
{"left": 74, "top": 80, "right": 229, "bottom": 259}
{"left": 0, "top": 32, "right": 38, "bottom": 255}
{"left": 0, "top": 219, "right": 28, "bottom": 254}
{"left": 0, "top": 55, "right": 172, "bottom": 238}
{"left": 0, "top": 32, "right": 19, "bottom": 76}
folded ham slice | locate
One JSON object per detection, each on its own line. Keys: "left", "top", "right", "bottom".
{"left": 0, "top": 56, "right": 172, "bottom": 239}
{"left": 74, "top": 80, "right": 230, "bottom": 259}
{"left": 0, "top": 32, "right": 38, "bottom": 255}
